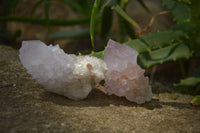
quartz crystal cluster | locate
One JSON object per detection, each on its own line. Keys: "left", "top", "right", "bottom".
{"left": 104, "top": 39, "right": 152, "bottom": 104}
{"left": 19, "top": 40, "right": 107, "bottom": 100}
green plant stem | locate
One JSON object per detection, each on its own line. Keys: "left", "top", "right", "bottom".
{"left": 0, "top": 16, "right": 90, "bottom": 26}
{"left": 90, "top": 0, "right": 101, "bottom": 48}
{"left": 117, "top": 0, "right": 128, "bottom": 42}
{"left": 109, "top": 0, "right": 142, "bottom": 33}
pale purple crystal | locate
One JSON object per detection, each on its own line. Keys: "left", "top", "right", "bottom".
{"left": 104, "top": 39, "right": 152, "bottom": 104}
{"left": 19, "top": 40, "right": 107, "bottom": 100}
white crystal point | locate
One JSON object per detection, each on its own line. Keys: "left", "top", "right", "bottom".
{"left": 104, "top": 39, "right": 152, "bottom": 104}
{"left": 19, "top": 40, "right": 107, "bottom": 100}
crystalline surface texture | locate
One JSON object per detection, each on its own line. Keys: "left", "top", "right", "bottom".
{"left": 104, "top": 39, "right": 152, "bottom": 104}
{"left": 19, "top": 40, "right": 75, "bottom": 89}
{"left": 19, "top": 40, "right": 107, "bottom": 100}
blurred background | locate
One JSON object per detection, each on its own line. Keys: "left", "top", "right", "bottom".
{"left": 0, "top": 0, "right": 173, "bottom": 53}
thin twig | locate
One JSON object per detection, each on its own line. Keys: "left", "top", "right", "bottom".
{"left": 141, "top": 11, "right": 171, "bottom": 34}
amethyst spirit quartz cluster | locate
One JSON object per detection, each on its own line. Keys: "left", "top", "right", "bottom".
{"left": 104, "top": 39, "right": 152, "bottom": 104}
{"left": 19, "top": 39, "right": 152, "bottom": 104}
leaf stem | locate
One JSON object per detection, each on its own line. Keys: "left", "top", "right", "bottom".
{"left": 90, "top": 0, "right": 101, "bottom": 48}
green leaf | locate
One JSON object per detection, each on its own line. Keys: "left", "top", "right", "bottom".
{"left": 190, "top": 95, "right": 200, "bottom": 106}
{"left": 90, "top": 50, "right": 105, "bottom": 59}
{"left": 125, "top": 30, "right": 184, "bottom": 53}
{"left": 89, "top": 40, "right": 192, "bottom": 68}
{"left": 173, "top": 64, "right": 200, "bottom": 95}
{"left": 161, "top": 0, "right": 191, "bottom": 23}
{"left": 90, "top": 0, "right": 101, "bottom": 48}
{"left": 174, "top": 78, "right": 200, "bottom": 95}
{"left": 49, "top": 28, "right": 90, "bottom": 40}
{"left": 175, "top": 77, "right": 200, "bottom": 87}
{"left": 137, "top": 42, "right": 192, "bottom": 68}
{"left": 125, "top": 23, "right": 194, "bottom": 54}
{"left": 89, "top": 23, "right": 195, "bottom": 66}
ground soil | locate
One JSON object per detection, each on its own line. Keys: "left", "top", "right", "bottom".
{"left": 0, "top": 45, "right": 200, "bottom": 133}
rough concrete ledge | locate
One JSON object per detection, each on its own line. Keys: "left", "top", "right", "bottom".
{"left": 0, "top": 45, "right": 200, "bottom": 133}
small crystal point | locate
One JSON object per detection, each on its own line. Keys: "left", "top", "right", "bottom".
{"left": 104, "top": 39, "right": 152, "bottom": 104}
